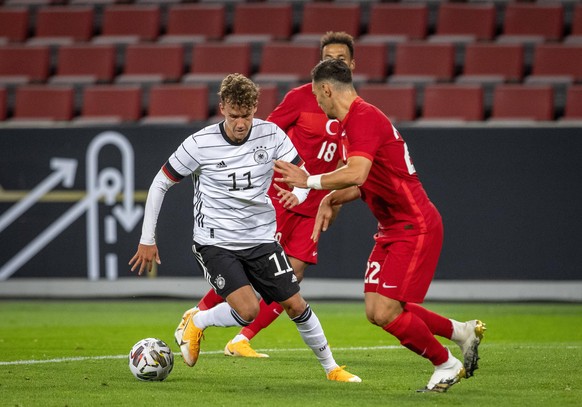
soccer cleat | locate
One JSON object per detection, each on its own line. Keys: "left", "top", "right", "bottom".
{"left": 419, "top": 351, "right": 465, "bottom": 393}
{"left": 224, "top": 340, "right": 269, "bottom": 358}
{"left": 326, "top": 366, "right": 362, "bottom": 383}
{"left": 174, "top": 309, "right": 204, "bottom": 367}
{"left": 452, "top": 320, "right": 486, "bottom": 378}
{"left": 175, "top": 306, "right": 199, "bottom": 334}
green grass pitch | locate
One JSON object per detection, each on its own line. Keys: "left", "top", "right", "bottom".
{"left": 1, "top": 300, "right": 581, "bottom": 406}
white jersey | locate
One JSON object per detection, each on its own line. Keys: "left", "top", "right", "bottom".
{"left": 151, "top": 118, "right": 301, "bottom": 250}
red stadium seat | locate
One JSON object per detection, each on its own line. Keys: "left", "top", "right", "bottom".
{"left": 430, "top": 3, "right": 496, "bottom": 43}
{"left": 255, "top": 84, "right": 280, "bottom": 120}
{"left": 13, "top": 85, "right": 74, "bottom": 121}
{"left": 360, "top": 4, "right": 428, "bottom": 43}
{"left": 51, "top": 44, "right": 116, "bottom": 85}
{"left": 0, "top": 45, "right": 50, "bottom": 85}
{"left": 0, "top": 8, "right": 29, "bottom": 43}
{"left": 185, "top": 43, "right": 251, "bottom": 80}
{"left": 158, "top": 4, "right": 225, "bottom": 44}
{"left": 253, "top": 43, "right": 320, "bottom": 85}
{"left": 28, "top": 6, "right": 94, "bottom": 45}
{"left": 144, "top": 84, "right": 208, "bottom": 124}
{"left": 390, "top": 42, "right": 455, "bottom": 85}
{"left": 116, "top": 43, "right": 184, "bottom": 85}
{"left": 79, "top": 85, "right": 142, "bottom": 122}
{"left": 527, "top": 44, "right": 582, "bottom": 84}
{"left": 566, "top": 4, "right": 582, "bottom": 43}
{"left": 562, "top": 85, "right": 582, "bottom": 120}
{"left": 491, "top": 84, "right": 554, "bottom": 121}
{"left": 498, "top": 3, "right": 564, "bottom": 43}
{"left": 226, "top": 3, "right": 293, "bottom": 42}
{"left": 357, "top": 84, "right": 417, "bottom": 123}
{"left": 457, "top": 43, "right": 524, "bottom": 84}
{"left": 93, "top": 5, "right": 160, "bottom": 44}
{"left": 352, "top": 42, "right": 388, "bottom": 84}
{"left": 293, "top": 3, "right": 361, "bottom": 42}
{"left": 421, "top": 84, "right": 484, "bottom": 121}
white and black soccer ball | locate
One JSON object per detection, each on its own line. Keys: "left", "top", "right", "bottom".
{"left": 129, "top": 338, "right": 174, "bottom": 381}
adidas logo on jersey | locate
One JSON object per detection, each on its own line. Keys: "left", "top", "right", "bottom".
{"left": 216, "top": 161, "right": 227, "bottom": 168}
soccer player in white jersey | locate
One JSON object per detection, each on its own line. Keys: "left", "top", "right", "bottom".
{"left": 129, "top": 73, "right": 361, "bottom": 383}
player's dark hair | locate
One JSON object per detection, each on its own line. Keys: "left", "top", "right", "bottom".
{"left": 320, "top": 31, "right": 354, "bottom": 59}
{"left": 219, "top": 73, "right": 259, "bottom": 110}
{"left": 311, "top": 58, "right": 353, "bottom": 85}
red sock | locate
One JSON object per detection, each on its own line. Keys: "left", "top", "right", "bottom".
{"left": 241, "top": 299, "right": 284, "bottom": 340}
{"left": 404, "top": 303, "right": 453, "bottom": 339}
{"left": 197, "top": 289, "right": 224, "bottom": 310}
{"left": 383, "top": 310, "right": 449, "bottom": 366}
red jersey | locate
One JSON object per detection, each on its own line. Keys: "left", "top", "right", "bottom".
{"left": 341, "top": 97, "right": 441, "bottom": 237}
{"left": 267, "top": 83, "right": 342, "bottom": 217}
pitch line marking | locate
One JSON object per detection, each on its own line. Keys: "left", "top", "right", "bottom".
{"left": 0, "top": 346, "right": 403, "bottom": 366}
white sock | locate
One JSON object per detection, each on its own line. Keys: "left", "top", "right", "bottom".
{"left": 293, "top": 305, "right": 338, "bottom": 373}
{"left": 450, "top": 319, "right": 466, "bottom": 343}
{"left": 231, "top": 333, "right": 249, "bottom": 344}
{"left": 194, "top": 302, "right": 242, "bottom": 329}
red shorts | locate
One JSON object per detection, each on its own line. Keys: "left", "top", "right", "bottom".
{"left": 275, "top": 208, "right": 318, "bottom": 265}
{"left": 363, "top": 223, "right": 443, "bottom": 303}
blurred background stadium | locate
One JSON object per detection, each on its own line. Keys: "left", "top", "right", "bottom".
{"left": 0, "top": 0, "right": 581, "bottom": 301}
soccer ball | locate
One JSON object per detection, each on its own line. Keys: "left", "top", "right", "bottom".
{"left": 128, "top": 338, "right": 174, "bottom": 381}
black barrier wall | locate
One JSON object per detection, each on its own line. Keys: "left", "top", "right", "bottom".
{"left": 0, "top": 125, "right": 581, "bottom": 281}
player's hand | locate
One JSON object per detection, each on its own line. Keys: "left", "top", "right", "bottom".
{"left": 274, "top": 184, "right": 300, "bottom": 209}
{"left": 274, "top": 160, "right": 308, "bottom": 188}
{"left": 312, "top": 195, "right": 334, "bottom": 242}
{"left": 129, "top": 243, "right": 161, "bottom": 276}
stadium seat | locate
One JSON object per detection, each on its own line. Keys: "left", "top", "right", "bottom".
{"left": 352, "top": 42, "right": 388, "bottom": 84}
{"left": 357, "top": 84, "right": 417, "bottom": 123}
{"left": 13, "top": 85, "right": 74, "bottom": 121}
{"left": 255, "top": 84, "right": 280, "bottom": 120}
{"left": 253, "top": 43, "right": 320, "bottom": 85}
{"left": 0, "top": 87, "right": 6, "bottom": 120}
{"left": 0, "top": 7, "right": 29, "bottom": 43}
{"left": 293, "top": 3, "right": 361, "bottom": 42}
{"left": 562, "top": 85, "right": 582, "bottom": 120}
{"left": 116, "top": 43, "right": 184, "bottom": 85}
{"left": 50, "top": 44, "right": 116, "bottom": 85}
{"left": 92, "top": 5, "right": 161, "bottom": 44}
{"left": 389, "top": 42, "right": 456, "bottom": 85}
{"left": 27, "top": 6, "right": 94, "bottom": 45}
{"left": 184, "top": 42, "right": 251, "bottom": 81}
{"left": 526, "top": 44, "right": 582, "bottom": 84}
{"left": 359, "top": 4, "right": 428, "bottom": 43}
{"left": 565, "top": 4, "right": 582, "bottom": 43}
{"left": 457, "top": 43, "right": 525, "bottom": 85}
{"left": 79, "top": 85, "right": 142, "bottom": 123}
{"left": 158, "top": 4, "right": 226, "bottom": 44}
{"left": 490, "top": 84, "right": 554, "bottom": 122}
{"left": 497, "top": 3, "right": 564, "bottom": 43}
{"left": 143, "top": 84, "right": 208, "bottom": 124}
{"left": 429, "top": 3, "right": 496, "bottom": 43}
{"left": 226, "top": 3, "right": 293, "bottom": 42}
{"left": 0, "top": 45, "right": 50, "bottom": 85}
{"left": 421, "top": 84, "right": 484, "bottom": 121}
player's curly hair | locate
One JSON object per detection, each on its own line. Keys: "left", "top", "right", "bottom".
{"left": 218, "top": 73, "right": 259, "bottom": 111}
{"left": 320, "top": 31, "right": 355, "bottom": 59}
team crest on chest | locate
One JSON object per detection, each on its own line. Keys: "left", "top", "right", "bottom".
{"left": 253, "top": 146, "right": 269, "bottom": 164}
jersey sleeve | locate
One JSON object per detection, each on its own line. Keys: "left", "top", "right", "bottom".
{"left": 266, "top": 87, "right": 302, "bottom": 132}
{"left": 166, "top": 135, "right": 201, "bottom": 179}
{"left": 274, "top": 125, "right": 302, "bottom": 165}
{"left": 346, "top": 108, "right": 384, "bottom": 162}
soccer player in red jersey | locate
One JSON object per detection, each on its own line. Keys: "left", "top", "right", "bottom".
{"left": 188, "top": 32, "right": 356, "bottom": 358}
{"left": 274, "top": 58, "right": 486, "bottom": 392}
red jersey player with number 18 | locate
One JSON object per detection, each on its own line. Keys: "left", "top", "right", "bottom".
{"left": 184, "top": 32, "right": 356, "bottom": 358}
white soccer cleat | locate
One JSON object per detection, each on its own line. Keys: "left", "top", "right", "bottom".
{"left": 452, "top": 319, "right": 486, "bottom": 378}
{"left": 420, "top": 351, "right": 465, "bottom": 393}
